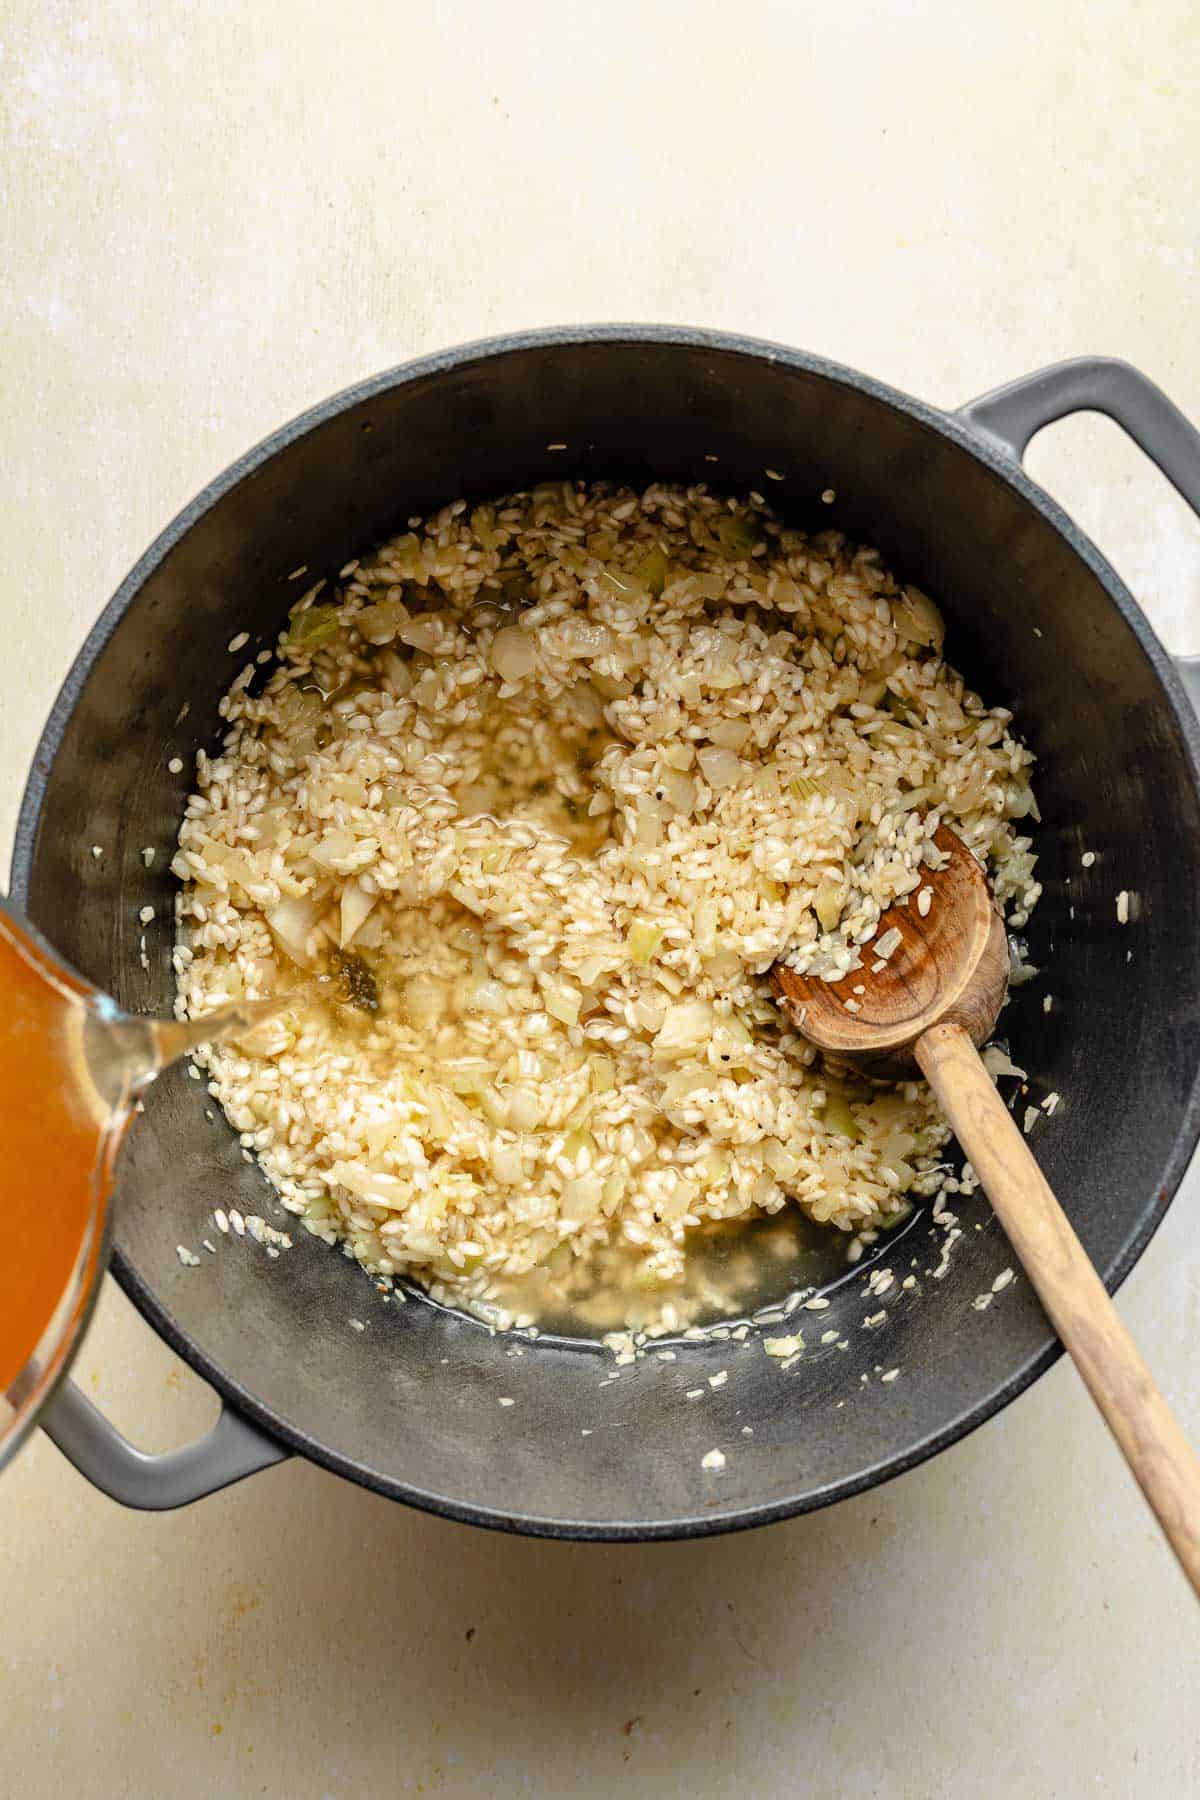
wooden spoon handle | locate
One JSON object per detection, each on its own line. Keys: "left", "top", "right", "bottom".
{"left": 916, "top": 1019, "right": 1200, "bottom": 1598}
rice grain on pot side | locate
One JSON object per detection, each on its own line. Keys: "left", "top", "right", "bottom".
{"left": 172, "top": 483, "right": 1040, "bottom": 1331}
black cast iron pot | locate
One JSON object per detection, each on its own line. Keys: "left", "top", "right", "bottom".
{"left": 14, "top": 327, "right": 1200, "bottom": 1537}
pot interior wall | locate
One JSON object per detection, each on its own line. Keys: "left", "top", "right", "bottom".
{"left": 15, "top": 337, "right": 1200, "bottom": 1533}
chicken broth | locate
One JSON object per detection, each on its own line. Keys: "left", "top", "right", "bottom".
{"left": 481, "top": 1208, "right": 863, "bottom": 1339}
{"left": 0, "top": 909, "right": 114, "bottom": 1395}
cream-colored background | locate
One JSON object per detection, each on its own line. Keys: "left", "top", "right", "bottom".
{"left": 2, "top": 2, "right": 1199, "bottom": 1794}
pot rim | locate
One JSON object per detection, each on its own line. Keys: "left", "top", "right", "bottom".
{"left": 13, "top": 324, "right": 1200, "bottom": 1539}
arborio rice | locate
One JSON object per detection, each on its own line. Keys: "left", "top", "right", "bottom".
{"left": 174, "top": 482, "right": 1039, "bottom": 1330}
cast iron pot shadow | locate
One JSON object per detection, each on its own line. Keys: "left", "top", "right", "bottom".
{"left": 14, "top": 328, "right": 1200, "bottom": 1538}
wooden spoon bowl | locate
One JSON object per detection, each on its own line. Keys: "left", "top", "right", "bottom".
{"left": 771, "top": 822, "right": 1008, "bottom": 1074}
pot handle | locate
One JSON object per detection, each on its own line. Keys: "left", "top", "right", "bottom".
{"left": 958, "top": 357, "right": 1200, "bottom": 715}
{"left": 42, "top": 1376, "right": 289, "bottom": 1509}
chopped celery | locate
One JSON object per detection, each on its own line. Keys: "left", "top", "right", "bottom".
{"left": 791, "top": 775, "right": 824, "bottom": 802}
{"left": 821, "top": 1091, "right": 862, "bottom": 1140}
{"left": 715, "top": 514, "right": 763, "bottom": 557}
{"left": 634, "top": 546, "right": 669, "bottom": 595}
{"left": 627, "top": 920, "right": 664, "bottom": 966}
{"left": 287, "top": 604, "right": 341, "bottom": 650}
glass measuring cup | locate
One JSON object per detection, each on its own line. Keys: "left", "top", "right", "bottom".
{"left": 0, "top": 897, "right": 278, "bottom": 1476}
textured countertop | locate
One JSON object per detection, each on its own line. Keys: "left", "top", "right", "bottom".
{"left": 2, "top": 3, "right": 1199, "bottom": 1794}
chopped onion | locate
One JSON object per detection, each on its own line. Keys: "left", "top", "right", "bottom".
{"left": 762, "top": 1139, "right": 801, "bottom": 1179}
{"left": 659, "top": 1070, "right": 711, "bottom": 1108}
{"left": 311, "top": 828, "right": 369, "bottom": 873}
{"left": 653, "top": 1001, "right": 714, "bottom": 1057}
{"left": 707, "top": 718, "right": 751, "bottom": 751}
{"left": 575, "top": 952, "right": 615, "bottom": 988}
{"left": 506, "top": 1086, "right": 542, "bottom": 1130}
{"left": 1005, "top": 780, "right": 1041, "bottom": 822}
{"left": 491, "top": 625, "right": 536, "bottom": 682}
{"left": 545, "top": 985, "right": 582, "bottom": 1027}
{"left": 356, "top": 598, "right": 409, "bottom": 645}
{"left": 424, "top": 1086, "right": 453, "bottom": 1141}
{"left": 701, "top": 949, "right": 742, "bottom": 985}
{"left": 634, "top": 807, "right": 661, "bottom": 849}
{"left": 338, "top": 882, "right": 378, "bottom": 948}
{"left": 712, "top": 1015, "right": 753, "bottom": 1066}
{"left": 330, "top": 1161, "right": 408, "bottom": 1209}
{"left": 632, "top": 995, "right": 667, "bottom": 1035}
{"left": 662, "top": 768, "right": 696, "bottom": 814}
{"left": 265, "top": 895, "right": 320, "bottom": 967}
{"left": 352, "top": 907, "right": 385, "bottom": 950}
{"left": 697, "top": 746, "right": 742, "bottom": 789}
{"left": 892, "top": 587, "right": 945, "bottom": 652}
{"left": 478, "top": 1089, "right": 509, "bottom": 1129}
{"left": 464, "top": 977, "right": 508, "bottom": 1015}
{"left": 490, "top": 1142, "right": 525, "bottom": 1186}
{"left": 562, "top": 1175, "right": 604, "bottom": 1225}
{"left": 447, "top": 1063, "right": 490, "bottom": 1095}
{"left": 385, "top": 534, "right": 425, "bottom": 579}
{"left": 982, "top": 1044, "right": 1027, "bottom": 1081}
{"left": 601, "top": 1171, "right": 625, "bottom": 1213}
{"left": 598, "top": 565, "right": 646, "bottom": 602}
{"left": 398, "top": 614, "right": 446, "bottom": 653}
{"left": 364, "top": 1113, "right": 410, "bottom": 1157}
{"left": 863, "top": 1094, "right": 912, "bottom": 1133}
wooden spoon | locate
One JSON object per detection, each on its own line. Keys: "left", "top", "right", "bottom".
{"left": 771, "top": 822, "right": 1200, "bottom": 1597}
